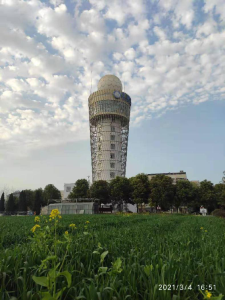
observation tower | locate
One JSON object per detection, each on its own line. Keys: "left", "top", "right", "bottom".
{"left": 88, "top": 75, "right": 131, "bottom": 182}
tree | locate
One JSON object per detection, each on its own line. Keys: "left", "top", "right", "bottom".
{"left": 33, "top": 188, "right": 43, "bottom": 215}
{"left": 24, "top": 190, "right": 35, "bottom": 210}
{"left": 43, "top": 184, "right": 61, "bottom": 206}
{"left": 0, "top": 192, "right": 5, "bottom": 212}
{"left": 6, "top": 194, "right": 16, "bottom": 213}
{"left": 198, "top": 180, "right": 217, "bottom": 213}
{"left": 18, "top": 190, "right": 27, "bottom": 212}
{"left": 90, "top": 180, "right": 110, "bottom": 204}
{"left": 174, "top": 180, "right": 195, "bottom": 211}
{"left": 214, "top": 184, "right": 225, "bottom": 207}
{"left": 68, "top": 179, "right": 89, "bottom": 199}
{"left": 188, "top": 183, "right": 200, "bottom": 212}
{"left": 149, "top": 175, "right": 174, "bottom": 210}
{"left": 130, "top": 174, "right": 150, "bottom": 212}
{"left": 109, "top": 177, "right": 132, "bottom": 210}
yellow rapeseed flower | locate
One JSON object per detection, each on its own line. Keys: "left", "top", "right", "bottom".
{"left": 49, "top": 209, "right": 60, "bottom": 219}
{"left": 200, "top": 227, "right": 204, "bottom": 230}
{"left": 69, "top": 224, "right": 76, "bottom": 228}
{"left": 85, "top": 221, "right": 90, "bottom": 224}
{"left": 58, "top": 215, "right": 62, "bottom": 219}
{"left": 31, "top": 224, "right": 41, "bottom": 233}
{"left": 205, "top": 230, "right": 207, "bottom": 232}
{"left": 65, "top": 231, "right": 69, "bottom": 235}
{"left": 35, "top": 216, "right": 40, "bottom": 222}
{"left": 205, "top": 290, "right": 212, "bottom": 299}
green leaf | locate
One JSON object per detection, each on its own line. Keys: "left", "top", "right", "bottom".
{"left": 32, "top": 276, "right": 48, "bottom": 287}
{"left": 58, "top": 271, "right": 72, "bottom": 287}
{"left": 112, "top": 258, "right": 122, "bottom": 273}
{"left": 98, "top": 266, "right": 108, "bottom": 274}
{"left": 48, "top": 268, "right": 59, "bottom": 280}
{"left": 100, "top": 251, "right": 108, "bottom": 263}
{"left": 40, "top": 291, "right": 55, "bottom": 300}
{"left": 93, "top": 251, "right": 100, "bottom": 255}
{"left": 45, "top": 255, "right": 58, "bottom": 262}
{"left": 55, "top": 287, "right": 66, "bottom": 299}
{"left": 144, "top": 265, "right": 153, "bottom": 276}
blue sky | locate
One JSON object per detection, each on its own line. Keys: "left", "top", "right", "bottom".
{"left": 0, "top": 0, "right": 225, "bottom": 193}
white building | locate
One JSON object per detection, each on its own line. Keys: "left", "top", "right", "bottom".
{"left": 88, "top": 75, "right": 131, "bottom": 182}
{"left": 148, "top": 171, "right": 187, "bottom": 184}
{"left": 63, "top": 183, "right": 75, "bottom": 200}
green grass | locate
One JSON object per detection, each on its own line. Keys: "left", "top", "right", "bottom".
{"left": 0, "top": 214, "right": 225, "bottom": 300}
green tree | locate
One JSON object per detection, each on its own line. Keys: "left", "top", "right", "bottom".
{"left": 24, "top": 189, "right": 35, "bottom": 210}
{"left": 214, "top": 184, "right": 225, "bottom": 207}
{"left": 6, "top": 194, "right": 16, "bottom": 213}
{"left": 130, "top": 174, "right": 150, "bottom": 212}
{"left": 0, "top": 192, "right": 5, "bottom": 212}
{"left": 188, "top": 183, "right": 201, "bottom": 212}
{"left": 199, "top": 180, "right": 217, "bottom": 213}
{"left": 18, "top": 190, "right": 27, "bottom": 212}
{"left": 110, "top": 176, "right": 131, "bottom": 210}
{"left": 68, "top": 179, "right": 89, "bottom": 199}
{"left": 43, "top": 184, "right": 61, "bottom": 206}
{"left": 33, "top": 188, "right": 43, "bottom": 215}
{"left": 149, "top": 175, "right": 174, "bottom": 210}
{"left": 90, "top": 180, "right": 109, "bottom": 204}
{"left": 174, "top": 180, "right": 195, "bottom": 211}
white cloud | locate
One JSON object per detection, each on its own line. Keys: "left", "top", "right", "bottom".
{"left": 0, "top": 0, "right": 225, "bottom": 157}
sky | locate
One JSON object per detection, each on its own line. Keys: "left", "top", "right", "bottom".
{"left": 0, "top": 0, "right": 225, "bottom": 193}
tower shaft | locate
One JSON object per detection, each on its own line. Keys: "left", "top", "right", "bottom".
{"left": 88, "top": 75, "right": 131, "bottom": 182}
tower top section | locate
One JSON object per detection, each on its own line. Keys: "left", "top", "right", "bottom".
{"left": 97, "top": 74, "right": 122, "bottom": 92}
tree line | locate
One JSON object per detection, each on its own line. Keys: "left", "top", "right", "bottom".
{"left": 68, "top": 174, "right": 225, "bottom": 213}
{"left": 0, "top": 184, "right": 61, "bottom": 215}
{"left": 0, "top": 174, "right": 224, "bottom": 215}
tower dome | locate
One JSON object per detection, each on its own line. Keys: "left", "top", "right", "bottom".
{"left": 97, "top": 74, "right": 122, "bottom": 92}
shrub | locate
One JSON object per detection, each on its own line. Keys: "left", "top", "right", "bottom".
{"left": 211, "top": 209, "right": 225, "bottom": 218}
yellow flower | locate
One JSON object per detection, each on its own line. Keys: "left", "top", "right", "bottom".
{"left": 65, "top": 231, "right": 69, "bottom": 235}
{"left": 49, "top": 209, "right": 60, "bottom": 219}
{"left": 69, "top": 224, "right": 76, "bottom": 228}
{"left": 205, "top": 290, "right": 212, "bottom": 299}
{"left": 35, "top": 216, "right": 40, "bottom": 222}
{"left": 205, "top": 230, "right": 207, "bottom": 232}
{"left": 200, "top": 227, "right": 204, "bottom": 230}
{"left": 58, "top": 215, "right": 62, "bottom": 219}
{"left": 85, "top": 221, "right": 90, "bottom": 224}
{"left": 31, "top": 224, "right": 41, "bottom": 233}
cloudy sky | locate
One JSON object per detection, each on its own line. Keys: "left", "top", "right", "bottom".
{"left": 1, "top": 0, "right": 225, "bottom": 193}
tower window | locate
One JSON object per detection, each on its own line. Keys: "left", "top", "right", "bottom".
{"left": 111, "top": 144, "right": 115, "bottom": 150}
{"left": 111, "top": 135, "right": 115, "bottom": 141}
{"left": 110, "top": 153, "right": 115, "bottom": 159}
{"left": 110, "top": 172, "right": 115, "bottom": 179}
{"left": 110, "top": 163, "right": 115, "bottom": 168}
{"left": 98, "top": 146, "right": 101, "bottom": 151}
{"left": 111, "top": 126, "right": 115, "bottom": 132}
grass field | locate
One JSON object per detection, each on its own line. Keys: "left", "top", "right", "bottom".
{"left": 0, "top": 213, "right": 225, "bottom": 300}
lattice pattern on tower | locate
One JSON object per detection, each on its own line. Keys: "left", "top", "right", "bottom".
{"left": 88, "top": 75, "right": 131, "bottom": 182}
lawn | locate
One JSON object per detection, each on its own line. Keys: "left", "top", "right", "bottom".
{"left": 0, "top": 213, "right": 224, "bottom": 300}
